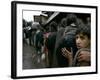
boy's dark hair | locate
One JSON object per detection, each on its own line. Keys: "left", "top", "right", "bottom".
{"left": 76, "top": 24, "right": 91, "bottom": 39}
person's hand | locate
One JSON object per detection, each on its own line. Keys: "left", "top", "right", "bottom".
{"left": 77, "top": 51, "right": 90, "bottom": 62}
{"left": 61, "top": 47, "right": 72, "bottom": 59}
{"left": 61, "top": 47, "right": 73, "bottom": 66}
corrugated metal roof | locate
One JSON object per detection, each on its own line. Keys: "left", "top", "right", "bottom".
{"left": 44, "top": 12, "right": 59, "bottom": 25}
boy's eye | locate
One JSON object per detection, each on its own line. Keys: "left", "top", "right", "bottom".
{"left": 75, "top": 36, "right": 78, "bottom": 39}
{"left": 80, "top": 36, "right": 85, "bottom": 40}
{"left": 75, "top": 35, "right": 85, "bottom": 40}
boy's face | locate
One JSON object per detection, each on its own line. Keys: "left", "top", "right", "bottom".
{"left": 76, "top": 33, "right": 90, "bottom": 49}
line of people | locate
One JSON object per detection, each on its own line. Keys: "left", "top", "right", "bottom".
{"left": 23, "top": 13, "right": 91, "bottom": 68}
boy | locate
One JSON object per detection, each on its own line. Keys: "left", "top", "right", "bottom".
{"left": 62, "top": 25, "right": 91, "bottom": 66}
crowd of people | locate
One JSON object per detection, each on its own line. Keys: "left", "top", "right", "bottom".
{"left": 23, "top": 13, "right": 91, "bottom": 68}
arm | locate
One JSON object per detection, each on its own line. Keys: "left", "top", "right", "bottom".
{"left": 61, "top": 47, "right": 73, "bottom": 66}
{"left": 77, "top": 50, "right": 91, "bottom": 62}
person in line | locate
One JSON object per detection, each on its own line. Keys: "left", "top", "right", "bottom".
{"left": 46, "top": 21, "right": 58, "bottom": 68}
{"left": 53, "top": 14, "right": 78, "bottom": 67}
{"left": 62, "top": 24, "right": 91, "bottom": 66}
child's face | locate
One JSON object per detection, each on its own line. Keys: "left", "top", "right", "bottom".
{"left": 76, "top": 33, "right": 90, "bottom": 49}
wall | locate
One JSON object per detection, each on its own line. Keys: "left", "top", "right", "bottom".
{"left": 0, "top": 0, "right": 99, "bottom": 80}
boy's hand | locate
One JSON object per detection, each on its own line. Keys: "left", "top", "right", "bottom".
{"left": 61, "top": 47, "right": 72, "bottom": 59}
{"left": 77, "top": 51, "right": 90, "bottom": 62}
{"left": 61, "top": 47, "right": 73, "bottom": 66}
